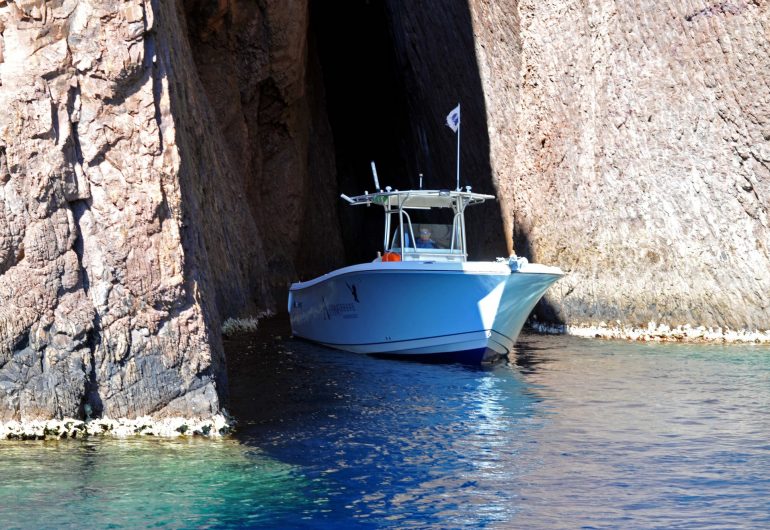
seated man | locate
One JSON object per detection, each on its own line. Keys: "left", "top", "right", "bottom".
{"left": 416, "top": 227, "right": 437, "bottom": 248}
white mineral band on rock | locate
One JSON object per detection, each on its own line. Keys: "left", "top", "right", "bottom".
{"left": 530, "top": 321, "right": 770, "bottom": 344}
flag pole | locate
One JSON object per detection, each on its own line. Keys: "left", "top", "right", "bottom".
{"left": 456, "top": 103, "right": 461, "bottom": 191}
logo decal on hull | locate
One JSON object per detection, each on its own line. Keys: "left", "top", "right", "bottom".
{"left": 346, "top": 282, "right": 360, "bottom": 303}
{"left": 321, "top": 295, "right": 359, "bottom": 320}
{"left": 321, "top": 297, "right": 331, "bottom": 320}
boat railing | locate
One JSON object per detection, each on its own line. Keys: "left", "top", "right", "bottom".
{"left": 450, "top": 212, "right": 465, "bottom": 253}
{"left": 361, "top": 188, "right": 486, "bottom": 262}
{"left": 402, "top": 210, "right": 417, "bottom": 254}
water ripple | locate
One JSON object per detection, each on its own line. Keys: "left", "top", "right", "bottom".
{"left": 2, "top": 329, "right": 769, "bottom": 528}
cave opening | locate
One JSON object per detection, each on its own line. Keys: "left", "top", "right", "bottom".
{"left": 180, "top": 0, "right": 510, "bottom": 308}
{"left": 309, "top": 0, "right": 412, "bottom": 265}
{"left": 310, "top": 0, "right": 509, "bottom": 266}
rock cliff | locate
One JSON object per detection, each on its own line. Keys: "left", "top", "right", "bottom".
{"left": 1, "top": 0, "right": 768, "bottom": 423}
{"left": 503, "top": 0, "right": 770, "bottom": 332}
{"left": 0, "top": 0, "right": 341, "bottom": 422}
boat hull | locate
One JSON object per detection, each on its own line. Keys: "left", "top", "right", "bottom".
{"left": 288, "top": 261, "right": 562, "bottom": 363}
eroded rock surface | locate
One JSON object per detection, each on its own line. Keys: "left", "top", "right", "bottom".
{"left": 183, "top": 0, "right": 344, "bottom": 291}
{"left": 0, "top": 0, "right": 219, "bottom": 420}
{"left": 0, "top": 0, "right": 339, "bottom": 421}
{"left": 503, "top": 1, "right": 770, "bottom": 331}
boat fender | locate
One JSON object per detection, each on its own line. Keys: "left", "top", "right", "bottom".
{"left": 382, "top": 252, "right": 401, "bottom": 262}
{"left": 508, "top": 255, "right": 528, "bottom": 271}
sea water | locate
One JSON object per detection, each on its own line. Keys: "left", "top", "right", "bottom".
{"left": 1, "top": 325, "right": 769, "bottom": 529}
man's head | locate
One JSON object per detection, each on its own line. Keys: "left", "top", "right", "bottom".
{"left": 419, "top": 228, "right": 431, "bottom": 240}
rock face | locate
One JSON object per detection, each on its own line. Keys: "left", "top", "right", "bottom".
{"left": 499, "top": 1, "right": 770, "bottom": 331}
{"left": 0, "top": 0, "right": 222, "bottom": 421}
{"left": 0, "top": 0, "right": 341, "bottom": 421}
{"left": 182, "top": 0, "right": 344, "bottom": 290}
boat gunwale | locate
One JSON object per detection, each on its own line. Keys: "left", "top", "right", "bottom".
{"left": 289, "top": 261, "right": 564, "bottom": 290}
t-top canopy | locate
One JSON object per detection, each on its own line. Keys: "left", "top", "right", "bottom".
{"left": 340, "top": 189, "right": 495, "bottom": 209}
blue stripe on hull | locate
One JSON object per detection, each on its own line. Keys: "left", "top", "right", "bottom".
{"left": 370, "top": 347, "right": 500, "bottom": 365}
{"left": 293, "top": 336, "right": 501, "bottom": 365}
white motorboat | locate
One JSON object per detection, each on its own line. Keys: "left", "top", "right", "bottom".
{"left": 288, "top": 185, "right": 564, "bottom": 363}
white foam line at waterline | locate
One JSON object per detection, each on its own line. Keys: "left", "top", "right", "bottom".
{"left": 221, "top": 310, "right": 275, "bottom": 335}
{"left": 529, "top": 320, "right": 770, "bottom": 344}
{"left": 0, "top": 414, "right": 233, "bottom": 440}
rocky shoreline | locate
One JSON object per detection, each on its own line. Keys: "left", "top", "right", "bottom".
{"left": 0, "top": 415, "right": 232, "bottom": 441}
{"left": 531, "top": 321, "right": 770, "bottom": 344}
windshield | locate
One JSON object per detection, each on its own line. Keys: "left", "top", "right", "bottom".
{"left": 389, "top": 223, "right": 458, "bottom": 251}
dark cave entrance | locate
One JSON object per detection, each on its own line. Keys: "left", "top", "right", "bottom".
{"left": 309, "top": 0, "right": 509, "bottom": 265}
{"left": 309, "top": 1, "right": 411, "bottom": 264}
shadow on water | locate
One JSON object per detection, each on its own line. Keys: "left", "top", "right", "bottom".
{"left": 223, "top": 314, "right": 545, "bottom": 526}
{"left": 507, "top": 331, "right": 584, "bottom": 375}
{"left": 221, "top": 317, "right": 564, "bottom": 444}
{"left": 510, "top": 335, "right": 556, "bottom": 375}
{"left": 224, "top": 315, "right": 341, "bottom": 429}
{"left": 224, "top": 314, "right": 510, "bottom": 432}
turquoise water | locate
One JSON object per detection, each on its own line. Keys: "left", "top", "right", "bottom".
{"left": 2, "top": 326, "right": 769, "bottom": 528}
{"left": 0, "top": 437, "right": 314, "bottom": 528}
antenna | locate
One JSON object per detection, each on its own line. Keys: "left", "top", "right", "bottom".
{"left": 370, "top": 161, "right": 380, "bottom": 191}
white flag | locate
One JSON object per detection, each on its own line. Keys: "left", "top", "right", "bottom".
{"left": 446, "top": 104, "right": 460, "bottom": 133}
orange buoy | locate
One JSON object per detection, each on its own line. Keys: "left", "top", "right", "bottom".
{"left": 382, "top": 252, "right": 401, "bottom": 262}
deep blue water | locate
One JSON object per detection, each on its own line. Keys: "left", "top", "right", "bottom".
{"left": 2, "top": 321, "right": 769, "bottom": 529}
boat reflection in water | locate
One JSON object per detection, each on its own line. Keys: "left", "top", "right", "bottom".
{"left": 289, "top": 185, "right": 563, "bottom": 364}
